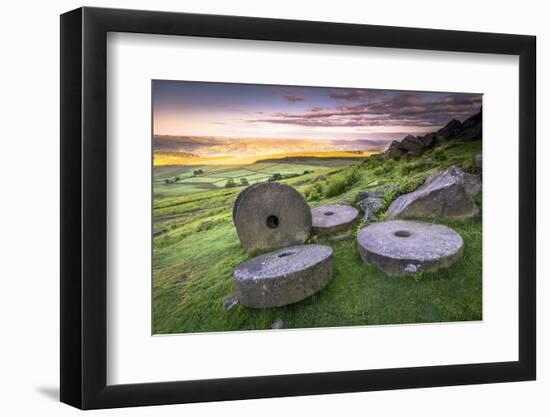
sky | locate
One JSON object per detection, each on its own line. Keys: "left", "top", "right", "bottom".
{"left": 153, "top": 80, "right": 482, "bottom": 141}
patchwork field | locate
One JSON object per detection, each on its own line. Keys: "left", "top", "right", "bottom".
{"left": 153, "top": 157, "right": 362, "bottom": 198}
{"left": 152, "top": 140, "right": 483, "bottom": 334}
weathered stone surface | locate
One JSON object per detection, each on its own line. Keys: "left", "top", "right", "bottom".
{"left": 420, "top": 133, "right": 437, "bottom": 149}
{"left": 398, "top": 135, "right": 425, "bottom": 155}
{"left": 386, "top": 166, "right": 481, "bottom": 220}
{"left": 357, "top": 220, "right": 464, "bottom": 276}
{"left": 233, "top": 182, "right": 312, "bottom": 252}
{"left": 435, "top": 119, "right": 464, "bottom": 143}
{"left": 384, "top": 140, "right": 405, "bottom": 160}
{"left": 311, "top": 204, "right": 359, "bottom": 236}
{"left": 461, "top": 110, "right": 482, "bottom": 140}
{"left": 232, "top": 183, "right": 257, "bottom": 221}
{"left": 358, "top": 197, "right": 384, "bottom": 221}
{"left": 234, "top": 244, "right": 333, "bottom": 308}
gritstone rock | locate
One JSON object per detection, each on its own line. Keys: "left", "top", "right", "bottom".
{"left": 233, "top": 182, "right": 312, "bottom": 252}
{"left": 311, "top": 204, "right": 359, "bottom": 236}
{"left": 386, "top": 166, "right": 481, "bottom": 220}
{"left": 357, "top": 220, "right": 464, "bottom": 276}
{"left": 234, "top": 244, "right": 333, "bottom": 308}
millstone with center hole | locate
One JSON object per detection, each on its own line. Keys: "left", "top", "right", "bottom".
{"left": 233, "top": 182, "right": 312, "bottom": 253}
{"left": 311, "top": 204, "right": 359, "bottom": 236}
{"left": 357, "top": 220, "right": 464, "bottom": 276}
{"left": 234, "top": 244, "right": 333, "bottom": 308}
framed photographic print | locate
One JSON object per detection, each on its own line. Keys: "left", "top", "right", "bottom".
{"left": 60, "top": 6, "right": 536, "bottom": 409}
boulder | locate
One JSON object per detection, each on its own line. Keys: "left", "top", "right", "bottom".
{"left": 435, "top": 119, "right": 463, "bottom": 143}
{"left": 461, "top": 110, "right": 482, "bottom": 140}
{"left": 420, "top": 132, "right": 437, "bottom": 149}
{"left": 397, "top": 135, "right": 426, "bottom": 155}
{"left": 357, "top": 220, "right": 464, "bottom": 276}
{"left": 386, "top": 166, "right": 481, "bottom": 220}
{"left": 358, "top": 197, "right": 384, "bottom": 221}
{"left": 384, "top": 140, "right": 405, "bottom": 160}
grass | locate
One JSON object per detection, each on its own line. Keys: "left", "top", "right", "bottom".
{"left": 152, "top": 161, "right": 338, "bottom": 197}
{"left": 152, "top": 139, "right": 482, "bottom": 334}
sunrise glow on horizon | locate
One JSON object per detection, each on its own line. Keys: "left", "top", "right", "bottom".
{"left": 153, "top": 80, "right": 482, "bottom": 141}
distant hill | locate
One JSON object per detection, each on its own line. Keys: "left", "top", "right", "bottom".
{"left": 153, "top": 135, "right": 391, "bottom": 157}
{"left": 153, "top": 136, "right": 225, "bottom": 152}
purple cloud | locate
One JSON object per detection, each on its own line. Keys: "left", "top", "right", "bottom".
{"left": 283, "top": 95, "right": 305, "bottom": 103}
{"left": 248, "top": 92, "right": 482, "bottom": 132}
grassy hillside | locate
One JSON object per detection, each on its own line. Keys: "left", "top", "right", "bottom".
{"left": 152, "top": 139, "right": 482, "bottom": 334}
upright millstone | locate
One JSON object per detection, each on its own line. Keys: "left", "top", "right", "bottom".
{"left": 357, "top": 220, "right": 464, "bottom": 276}
{"left": 233, "top": 182, "right": 312, "bottom": 253}
{"left": 311, "top": 204, "right": 359, "bottom": 237}
{"left": 234, "top": 244, "right": 333, "bottom": 308}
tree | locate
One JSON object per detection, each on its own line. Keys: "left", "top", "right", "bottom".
{"left": 193, "top": 169, "right": 204, "bottom": 176}
{"left": 269, "top": 173, "right": 282, "bottom": 182}
{"left": 240, "top": 178, "right": 249, "bottom": 186}
{"left": 225, "top": 178, "right": 236, "bottom": 188}
{"left": 174, "top": 176, "right": 180, "bottom": 182}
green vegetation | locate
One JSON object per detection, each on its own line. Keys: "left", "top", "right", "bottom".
{"left": 153, "top": 139, "right": 482, "bottom": 334}
{"left": 224, "top": 178, "right": 237, "bottom": 188}
{"left": 154, "top": 160, "right": 332, "bottom": 198}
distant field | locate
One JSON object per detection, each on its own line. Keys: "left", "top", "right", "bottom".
{"left": 153, "top": 151, "right": 371, "bottom": 166}
{"left": 153, "top": 157, "right": 362, "bottom": 198}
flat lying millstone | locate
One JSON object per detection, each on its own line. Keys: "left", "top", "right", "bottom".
{"left": 357, "top": 220, "right": 464, "bottom": 276}
{"left": 311, "top": 204, "right": 359, "bottom": 236}
{"left": 233, "top": 182, "right": 312, "bottom": 253}
{"left": 234, "top": 244, "right": 333, "bottom": 308}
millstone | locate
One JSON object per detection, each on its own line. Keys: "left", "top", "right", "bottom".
{"left": 233, "top": 182, "right": 312, "bottom": 253}
{"left": 311, "top": 204, "right": 359, "bottom": 236}
{"left": 232, "top": 182, "right": 260, "bottom": 221}
{"left": 234, "top": 244, "right": 333, "bottom": 308}
{"left": 357, "top": 220, "right": 464, "bottom": 276}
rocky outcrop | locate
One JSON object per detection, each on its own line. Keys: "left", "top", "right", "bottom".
{"left": 384, "top": 140, "right": 405, "bottom": 160}
{"left": 435, "top": 119, "right": 464, "bottom": 143}
{"left": 386, "top": 166, "right": 481, "bottom": 220}
{"left": 397, "top": 135, "right": 426, "bottom": 155}
{"left": 383, "top": 109, "right": 482, "bottom": 159}
{"left": 461, "top": 110, "right": 482, "bottom": 140}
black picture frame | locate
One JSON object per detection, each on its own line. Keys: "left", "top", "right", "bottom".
{"left": 60, "top": 6, "right": 536, "bottom": 410}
